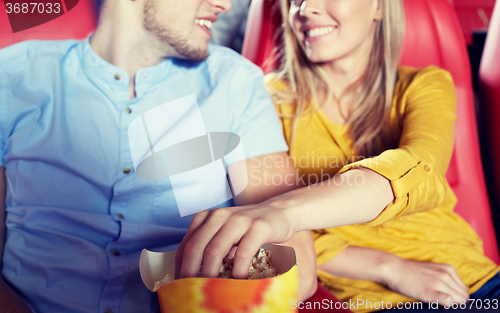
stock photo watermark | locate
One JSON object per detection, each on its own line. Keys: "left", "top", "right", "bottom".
{"left": 291, "top": 298, "right": 499, "bottom": 311}
{"left": 1, "top": 0, "right": 80, "bottom": 33}
{"left": 128, "top": 94, "right": 378, "bottom": 217}
{"left": 248, "top": 152, "right": 378, "bottom": 188}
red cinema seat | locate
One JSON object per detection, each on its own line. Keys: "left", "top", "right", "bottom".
{"left": 0, "top": 0, "right": 97, "bottom": 49}
{"left": 399, "top": 0, "right": 499, "bottom": 265}
{"left": 479, "top": 0, "right": 500, "bottom": 250}
{"left": 242, "top": 0, "right": 500, "bottom": 310}
{"left": 453, "top": 0, "right": 496, "bottom": 45}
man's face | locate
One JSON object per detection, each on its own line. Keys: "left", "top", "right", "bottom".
{"left": 143, "top": 0, "right": 232, "bottom": 62}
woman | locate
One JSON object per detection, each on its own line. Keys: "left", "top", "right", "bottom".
{"left": 177, "top": 0, "right": 500, "bottom": 310}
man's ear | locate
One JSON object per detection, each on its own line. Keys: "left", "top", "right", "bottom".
{"left": 374, "top": 0, "right": 384, "bottom": 21}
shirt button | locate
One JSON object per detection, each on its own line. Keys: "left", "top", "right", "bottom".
{"left": 111, "top": 249, "right": 120, "bottom": 256}
{"left": 105, "top": 310, "right": 114, "bottom": 313}
{"left": 116, "top": 213, "right": 124, "bottom": 219}
{"left": 423, "top": 165, "right": 431, "bottom": 172}
{"left": 125, "top": 107, "right": 132, "bottom": 114}
{"left": 114, "top": 73, "right": 121, "bottom": 80}
{"left": 123, "top": 167, "right": 131, "bottom": 174}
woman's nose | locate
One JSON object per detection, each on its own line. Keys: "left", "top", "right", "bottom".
{"left": 299, "top": 0, "right": 322, "bottom": 18}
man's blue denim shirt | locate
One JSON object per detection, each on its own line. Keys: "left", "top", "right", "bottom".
{"left": 0, "top": 37, "right": 288, "bottom": 313}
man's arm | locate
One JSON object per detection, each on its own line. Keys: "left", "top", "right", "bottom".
{"left": 0, "top": 167, "right": 32, "bottom": 313}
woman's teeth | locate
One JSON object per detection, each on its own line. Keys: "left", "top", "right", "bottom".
{"left": 306, "top": 26, "right": 335, "bottom": 38}
{"left": 195, "top": 19, "right": 213, "bottom": 30}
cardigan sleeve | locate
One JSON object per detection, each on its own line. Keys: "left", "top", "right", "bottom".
{"left": 338, "top": 67, "right": 457, "bottom": 227}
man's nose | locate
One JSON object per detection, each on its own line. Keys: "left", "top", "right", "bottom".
{"left": 212, "top": 0, "right": 232, "bottom": 14}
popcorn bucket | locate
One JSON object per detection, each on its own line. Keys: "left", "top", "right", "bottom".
{"left": 139, "top": 243, "right": 299, "bottom": 313}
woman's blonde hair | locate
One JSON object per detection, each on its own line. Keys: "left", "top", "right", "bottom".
{"left": 269, "top": 0, "right": 405, "bottom": 157}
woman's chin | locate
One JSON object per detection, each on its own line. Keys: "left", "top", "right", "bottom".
{"left": 304, "top": 52, "right": 334, "bottom": 65}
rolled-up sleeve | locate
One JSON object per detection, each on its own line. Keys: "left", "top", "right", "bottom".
{"left": 337, "top": 67, "right": 457, "bottom": 227}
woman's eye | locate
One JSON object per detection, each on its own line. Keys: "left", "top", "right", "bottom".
{"left": 292, "top": 0, "right": 304, "bottom": 7}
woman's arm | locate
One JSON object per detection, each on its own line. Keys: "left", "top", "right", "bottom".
{"left": 271, "top": 167, "right": 394, "bottom": 232}
{"left": 178, "top": 68, "right": 456, "bottom": 281}
{"left": 320, "top": 245, "right": 469, "bottom": 304}
{"left": 176, "top": 152, "right": 318, "bottom": 300}
{"left": 178, "top": 167, "right": 393, "bottom": 279}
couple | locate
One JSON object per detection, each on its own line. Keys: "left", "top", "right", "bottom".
{"left": 0, "top": 1, "right": 498, "bottom": 313}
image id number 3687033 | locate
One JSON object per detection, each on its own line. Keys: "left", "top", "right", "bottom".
{"left": 443, "top": 299, "right": 498, "bottom": 310}
{"left": 5, "top": 2, "right": 61, "bottom": 14}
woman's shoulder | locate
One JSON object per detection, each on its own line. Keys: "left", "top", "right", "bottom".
{"left": 393, "top": 65, "right": 457, "bottom": 117}
{"left": 264, "top": 72, "right": 291, "bottom": 92}
{"left": 264, "top": 73, "right": 297, "bottom": 115}
{"left": 397, "top": 66, "right": 454, "bottom": 90}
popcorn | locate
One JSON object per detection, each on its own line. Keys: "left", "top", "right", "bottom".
{"left": 219, "top": 248, "right": 277, "bottom": 279}
{"left": 152, "top": 248, "right": 278, "bottom": 291}
{"left": 247, "top": 248, "right": 277, "bottom": 279}
{"left": 153, "top": 274, "right": 173, "bottom": 292}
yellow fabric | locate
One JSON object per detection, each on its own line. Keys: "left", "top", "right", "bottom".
{"left": 267, "top": 66, "right": 500, "bottom": 312}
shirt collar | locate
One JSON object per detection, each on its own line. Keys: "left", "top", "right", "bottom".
{"left": 79, "top": 36, "right": 177, "bottom": 88}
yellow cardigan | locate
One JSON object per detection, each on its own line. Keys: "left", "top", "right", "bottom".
{"left": 267, "top": 66, "right": 499, "bottom": 312}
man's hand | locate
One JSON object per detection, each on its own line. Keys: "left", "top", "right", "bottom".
{"left": 382, "top": 257, "right": 469, "bottom": 305}
{"left": 175, "top": 203, "right": 298, "bottom": 280}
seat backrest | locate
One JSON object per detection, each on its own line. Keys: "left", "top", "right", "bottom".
{"left": 453, "top": 0, "right": 496, "bottom": 45}
{"left": 242, "top": 0, "right": 500, "bottom": 264}
{"left": 479, "top": 0, "right": 500, "bottom": 255}
{"left": 0, "top": 0, "right": 97, "bottom": 49}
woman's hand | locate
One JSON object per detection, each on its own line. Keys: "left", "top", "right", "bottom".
{"left": 382, "top": 257, "right": 469, "bottom": 305}
{"left": 175, "top": 202, "right": 298, "bottom": 280}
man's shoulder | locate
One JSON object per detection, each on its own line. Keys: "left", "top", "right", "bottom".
{"left": 0, "top": 39, "right": 80, "bottom": 71}
{"left": 205, "top": 44, "right": 263, "bottom": 76}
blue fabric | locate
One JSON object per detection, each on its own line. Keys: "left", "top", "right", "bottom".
{"left": 0, "top": 37, "right": 288, "bottom": 313}
{"left": 470, "top": 273, "right": 500, "bottom": 301}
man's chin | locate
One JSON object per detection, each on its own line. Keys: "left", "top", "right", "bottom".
{"left": 185, "top": 49, "right": 210, "bottom": 62}
{"left": 169, "top": 46, "right": 209, "bottom": 62}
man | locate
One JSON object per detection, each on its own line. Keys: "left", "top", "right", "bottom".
{"left": 0, "top": 0, "right": 317, "bottom": 312}
{"left": 210, "top": 0, "right": 251, "bottom": 53}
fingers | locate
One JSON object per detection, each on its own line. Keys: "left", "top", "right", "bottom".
{"left": 232, "top": 221, "right": 269, "bottom": 279}
{"left": 175, "top": 210, "right": 210, "bottom": 279}
{"left": 443, "top": 265, "right": 469, "bottom": 295}
{"left": 429, "top": 290, "right": 468, "bottom": 308}
{"left": 179, "top": 209, "right": 232, "bottom": 278}
{"left": 200, "top": 222, "right": 248, "bottom": 278}
{"left": 434, "top": 265, "right": 469, "bottom": 302}
{"left": 227, "top": 246, "right": 238, "bottom": 259}
{"left": 431, "top": 291, "right": 455, "bottom": 306}
{"left": 424, "top": 268, "right": 468, "bottom": 306}
{"left": 176, "top": 206, "right": 285, "bottom": 281}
